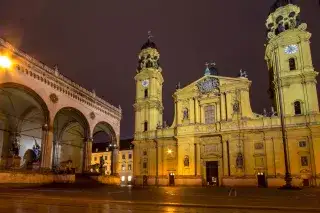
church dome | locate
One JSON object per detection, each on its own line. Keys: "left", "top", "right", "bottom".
{"left": 141, "top": 39, "right": 157, "bottom": 50}
{"left": 270, "top": 0, "right": 296, "bottom": 13}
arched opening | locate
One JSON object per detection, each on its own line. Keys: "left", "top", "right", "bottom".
{"left": 0, "top": 83, "right": 49, "bottom": 169}
{"left": 294, "top": 101, "right": 302, "bottom": 115}
{"left": 289, "top": 58, "right": 296, "bottom": 70}
{"left": 144, "top": 121, "right": 148, "bottom": 132}
{"left": 144, "top": 89, "right": 148, "bottom": 98}
{"left": 92, "top": 122, "right": 116, "bottom": 175}
{"left": 52, "top": 107, "right": 89, "bottom": 173}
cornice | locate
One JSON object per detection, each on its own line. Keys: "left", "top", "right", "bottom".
{"left": 0, "top": 38, "right": 122, "bottom": 121}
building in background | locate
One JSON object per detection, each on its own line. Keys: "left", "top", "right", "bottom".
{"left": 132, "top": 1, "right": 320, "bottom": 187}
{"left": 91, "top": 138, "right": 133, "bottom": 185}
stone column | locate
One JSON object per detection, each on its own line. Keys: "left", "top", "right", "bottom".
{"left": 83, "top": 137, "right": 93, "bottom": 172}
{"left": 221, "top": 93, "right": 226, "bottom": 121}
{"left": 189, "top": 99, "right": 194, "bottom": 123}
{"left": 222, "top": 140, "right": 229, "bottom": 176}
{"left": 112, "top": 147, "right": 119, "bottom": 176}
{"left": 195, "top": 98, "right": 200, "bottom": 123}
{"left": 196, "top": 143, "right": 201, "bottom": 176}
{"left": 177, "top": 101, "right": 182, "bottom": 126}
{"left": 41, "top": 123, "right": 54, "bottom": 170}
{"left": 226, "top": 92, "right": 233, "bottom": 120}
{"left": 216, "top": 103, "right": 220, "bottom": 122}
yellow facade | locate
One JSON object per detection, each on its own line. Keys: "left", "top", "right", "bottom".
{"left": 132, "top": 3, "right": 320, "bottom": 187}
{"left": 91, "top": 149, "right": 133, "bottom": 184}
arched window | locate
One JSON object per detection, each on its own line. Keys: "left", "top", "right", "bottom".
{"left": 144, "top": 89, "right": 148, "bottom": 98}
{"left": 289, "top": 58, "right": 296, "bottom": 70}
{"left": 144, "top": 121, "right": 148, "bottom": 131}
{"left": 294, "top": 101, "right": 302, "bottom": 115}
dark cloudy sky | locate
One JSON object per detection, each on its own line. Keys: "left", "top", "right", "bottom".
{"left": 0, "top": 0, "right": 319, "bottom": 139}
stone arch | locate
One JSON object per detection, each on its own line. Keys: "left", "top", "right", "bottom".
{"left": 93, "top": 121, "right": 117, "bottom": 145}
{"left": 92, "top": 121, "right": 117, "bottom": 174}
{"left": 0, "top": 82, "right": 49, "bottom": 168}
{"left": 52, "top": 107, "right": 90, "bottom": 173}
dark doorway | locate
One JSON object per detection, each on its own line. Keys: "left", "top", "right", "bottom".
{"left": 257, "top": 173, "right": 267, "bottom": 187}
{"left": 303, "top": 179, "right": 309, "bottom": 187}
{"left": 143, "top": 175, "right": 148, "bottom": 186}
{"left": 206, "top": 161, "right": 219, "bottom": 186}
{"left": 169, "top": 173, "right": 175, "bottom": 186}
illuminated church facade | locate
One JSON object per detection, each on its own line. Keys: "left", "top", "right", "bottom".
{"left": 132, "top": 1, "right": 320, "bottom": 187}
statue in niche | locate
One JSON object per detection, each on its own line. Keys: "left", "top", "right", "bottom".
{"left": 236, "top": 153, "right": 243, "bottom": 169}
{"left": 184, "top": 155, "right": 189, "bottom": 167}
{"left": 32, "top": 141, "right": 41, "bottom": 162}
{"left": 233, "top": 101, "right": 240, "bottom": 113}
{"left": 183, "top": 108, "right": 189, "bottom": 120}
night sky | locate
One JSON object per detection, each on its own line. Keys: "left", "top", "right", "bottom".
{"left": 0, "top": 1, "right": 319, "bottom": 139}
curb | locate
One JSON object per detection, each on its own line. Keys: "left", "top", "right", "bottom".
{"left": 0, "top": 193, "right": 319, "bottom": 212}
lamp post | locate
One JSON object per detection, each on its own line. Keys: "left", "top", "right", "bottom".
{"left": 275, "top": 56, "right": 298, "bottom": 190}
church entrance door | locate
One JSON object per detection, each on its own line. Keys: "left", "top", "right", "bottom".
{"left": 206, "top": 161, "right": 219, "bottom": 186}
{"left": 257, "top": 172, "right": 267, "bottom": 187}
{"left": 169, "top": 173, "right": 175, "bottom": 186}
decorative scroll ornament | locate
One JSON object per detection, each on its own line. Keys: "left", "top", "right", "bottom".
{"left": 298, "top": 23, "right": 307, "bottom": 31}
{"left": 90, "top": 112, "right": 96, "bottom": 120}
{"left": 49, "top": 93, "right": 58, "bottom": 103}
{"left": 197, "top": 77, "right": 219, "bottom": 94}
{"left": 267, "top": 32, "right": 275, "bottom": 39}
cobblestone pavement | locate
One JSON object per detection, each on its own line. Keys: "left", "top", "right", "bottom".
{"left": 0, "top": 183, "right": 320, "bottom": 212}
{"left": 0, "top": 196, "right": 314, "bottom": 213}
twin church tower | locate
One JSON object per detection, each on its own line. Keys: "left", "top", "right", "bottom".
{"left": 132, "top": 1, "right": 320, "bottom": 187}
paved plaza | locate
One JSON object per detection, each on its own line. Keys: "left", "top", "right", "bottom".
{"left": 0, "top": 181, "right": 320, "bottom": 212}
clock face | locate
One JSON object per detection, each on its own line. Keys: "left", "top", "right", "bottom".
{"left": 141, "top": 79, "right": 149, "bottom": 87}
{"left": 284, "top": 44, "right": 298, "bottom": 54}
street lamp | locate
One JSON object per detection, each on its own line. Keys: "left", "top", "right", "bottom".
{"left": 275, "top": 56, "right": 299, "bottom": 190}
{"left": 0, "top": 55, "right": 12, "bottom": 69}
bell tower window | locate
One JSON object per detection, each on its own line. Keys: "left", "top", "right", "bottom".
{"left": 289, "top": 58, "right": 296, "bottom": 70}
{"left": 144, "top": 89, "right": 148, "bottom": 98}
{"left": 294, "top": 101, "right": 302, "bottom": 115}
{"left": 144, "top": 121, "right": 148, "bottom": 131}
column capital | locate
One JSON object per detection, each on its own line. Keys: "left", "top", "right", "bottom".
{"left": 84, "top": 137, "right": 93, "bottom": 143}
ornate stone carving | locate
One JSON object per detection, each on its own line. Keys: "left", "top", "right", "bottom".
{"left": 49, "top": 93, "right": 58, "bottom": 103}
{"left": 205, "top": 144, "right": 219, "bottom": 153}
{"left": 90, "top": 112, "right": 96, "bottom": 120}
{"left": 197, "top": 77, "right": 219, "bottom": 94}
{"left": 298, "top": 23, "right": 307, "bottom": 31}
{"left": 254, "top": 143, "right": 264, "bottom": 150}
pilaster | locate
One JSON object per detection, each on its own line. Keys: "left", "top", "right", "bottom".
{"left": 83, "top": 137, "right": 93, "bottom": 172}
{"left": 41, "top": 123, "right": 53, "bottom": 169}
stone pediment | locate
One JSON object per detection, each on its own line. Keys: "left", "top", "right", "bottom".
{"left": 196, "top": 77, "right": 219, "bottom": 94}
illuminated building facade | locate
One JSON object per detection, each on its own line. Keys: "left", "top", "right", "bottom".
{"left": 132, "top": 1, "right": 320, "bottom": 187}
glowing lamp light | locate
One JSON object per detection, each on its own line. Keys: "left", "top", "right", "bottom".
{"left": 167, "top": 149, "right": 172, "bottom": 154}
{"left": 0, "top": 56, "right": 12, "bottom": 69}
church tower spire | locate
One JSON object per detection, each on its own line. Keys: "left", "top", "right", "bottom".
{"left": 133, "top": 32, "right": 164, "bottom": 138}
{"left": 265, "top": 1, "right": 319, "bottom": 116}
